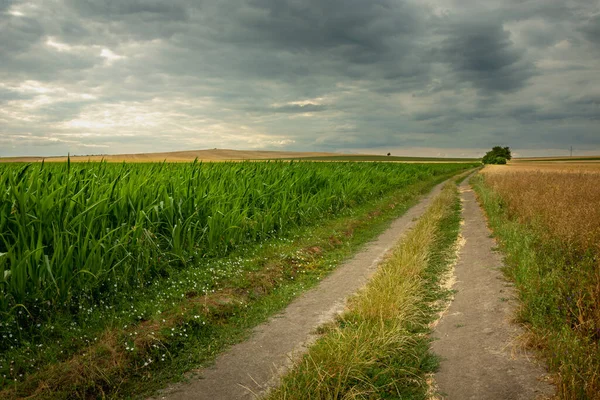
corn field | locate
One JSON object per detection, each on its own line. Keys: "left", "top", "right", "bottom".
{"left": 0, "top": 161, "right": 470, "bottom": 317}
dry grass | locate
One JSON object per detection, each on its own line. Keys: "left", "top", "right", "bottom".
{"left": 482, "top": 165, "right": 600, "bottom": 252}
{"left": 475, "top": 163, "right": 600, "bottom": 399}
{"left": 487, "top": 162, "right": 600, "bottom": 173}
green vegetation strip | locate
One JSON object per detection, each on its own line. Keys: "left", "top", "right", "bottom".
{"left": 1, "top": 161, "right": 471, "bottom": 317}
{"left": 287, "top": 155, "right": 478, "bottom": 162}
{"left": 268, "top": 180, "right": 462, "bottom": 399}
{"left": 472, "top": 175, "right": 600, "bottom": 399}
{"left": 0, "top": 162, "right": 474, "bottom": 398}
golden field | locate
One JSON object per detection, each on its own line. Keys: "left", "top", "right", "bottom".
{"left": 482, "top": 163, "right": 600, "bottom": 251}
{"left": 487, "top": 161, "right": 600, "bottom": 173}
{"left": 478, "top": 161, "right": 600, "bottom": 398}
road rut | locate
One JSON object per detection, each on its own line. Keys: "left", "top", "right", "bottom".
{"left": 431, "top": 179, "right": 554, "bottom": 399}
{"left": 153, "top": 182, "right": 448, "bottom": 399}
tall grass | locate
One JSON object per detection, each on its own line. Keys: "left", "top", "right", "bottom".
{"left": 474, "top": 169, "right": 600, "bottom": 399}
{"left": 481, "top": 169, "right": 600, "bottom": 251}
{"left": 0, "top": 161, "right": 471, "bottom": 322}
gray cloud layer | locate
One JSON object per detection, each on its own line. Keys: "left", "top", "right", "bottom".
{"left": 1, "top": 0, "right": 599, "bottom": 157}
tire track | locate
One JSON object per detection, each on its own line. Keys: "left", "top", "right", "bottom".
{"left": 431, "top": 179, "right": 554, "bottom": 399}
{"left": 152, "top": 181, "right": 449, "bottom": 400}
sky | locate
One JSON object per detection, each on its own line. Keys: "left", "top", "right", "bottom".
{"left": 1, "top": 0, "right": 599, "bottom": 158}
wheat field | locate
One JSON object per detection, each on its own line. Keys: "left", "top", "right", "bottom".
{"left": 478, "top": 162, "right": 600, "bottom": 398}
{"left": 482, "top": 163, "right": 600, "bottom": 251}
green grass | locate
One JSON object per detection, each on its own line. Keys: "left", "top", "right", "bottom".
{"left": 285, "top": 155, "right": 480, "bottom": 162}
{"left": 0, "top": 161, "right": 472, "bottom": 318}
{"left": 471, "top": 174, "right": 600, "bottom": 399}
{"left": 0, "top": 162, "right": 475, "bottom": 398}
{"left": 267, "top": 179, "right": 463, "bottom": 400}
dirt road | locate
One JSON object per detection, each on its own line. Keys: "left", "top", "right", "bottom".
{"left": 431, "top": 179, "right": 554, "bottom": 399}
{"left": 152, "top": 182, "right": 447, "bottom": 400}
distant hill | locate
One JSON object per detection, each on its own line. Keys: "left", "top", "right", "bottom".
{"left": 0, "top": 149, "right": 342, "bottom": 163}
{"left": 0, "top": 149, "right": 481, "bottom": 163}
{"left": 290, "top": 155, "right": 478, "bottom": 162}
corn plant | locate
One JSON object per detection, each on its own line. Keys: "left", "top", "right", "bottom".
{"left": 0, "top": 161, "right": 472, "bottom": 318}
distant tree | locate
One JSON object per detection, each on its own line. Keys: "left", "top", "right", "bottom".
{"left": 482, "top": 146, "right": 512, "bottom": 164}
{"left": 387, "top": 152, "right": 391, "bottom": 156}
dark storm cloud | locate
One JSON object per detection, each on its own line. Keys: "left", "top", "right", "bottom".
{"left": 509, "top": 96, "right": 600, "bottom": 122}
{"left": 1, "top": 0, "right": 599, "bottom": 157}
{"left": 0, "top": 0, "right": 17, "bottom": 12}
{"left": 63, "top": 0, "right": 191, "bottom": 42}
{"left": 580, "top": 14, "right": 600, "bottom": 46}
{"left": 0, "top": 9, "right": 99, "bottom": 82}
{"left": 0, "top": 13, "right": 44, "bottom": 57}
{"left": 0, "top": 87, "right": 33, "bottom": 103}
{"left": 270, "top": 104, "right": 328, "bottom": 113}
{"left": 437, "top": 20, "right": 536, "bottom": 93}
{"left": 231, "top": 0, "right": 419, "bottom": 53}
{"left": 67, "top": 0, "right": 189, "bottom": 20}
{"left": 113, "top": 0, "right": 434, "bottom": 98}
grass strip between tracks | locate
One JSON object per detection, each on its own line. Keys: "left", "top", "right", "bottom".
{"left": 268, "top": 180, "right": 462, "bottom": 399}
